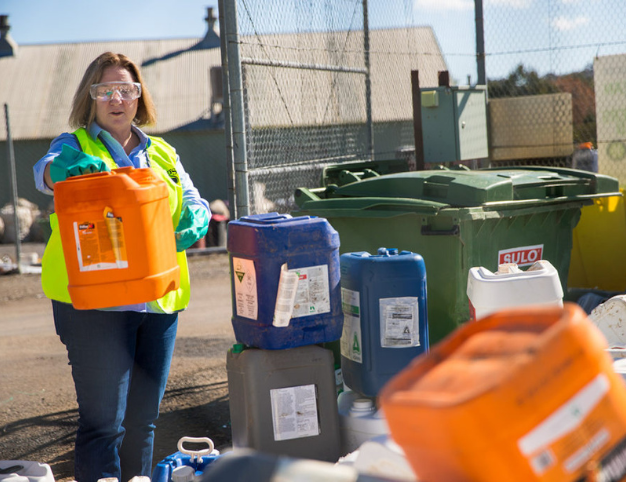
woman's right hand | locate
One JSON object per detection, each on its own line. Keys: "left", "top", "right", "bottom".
{"left": 49, "top": 144, "right": 110, "bottom": 184}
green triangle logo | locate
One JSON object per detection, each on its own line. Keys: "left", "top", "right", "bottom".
{"left": 235, "top": 271, "right": 245, "bottom": 283}
{"left": 352, "top": 334, "right": 360, "bottom": 353}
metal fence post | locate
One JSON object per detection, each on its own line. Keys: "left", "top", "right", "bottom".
{"left": 475, "top": 0, "right": 486, "bottom": 86}
{"left": 4, "top": 103, "right": 22, "bottom": 273}
{"left": 218, "top": 0, "right": 237, "bottom": 220}
{"left": 223, "top": 0, "right": 250, "bottom": 219}
{"left": 363, "top": 0, "right": 374, "bottom": 160}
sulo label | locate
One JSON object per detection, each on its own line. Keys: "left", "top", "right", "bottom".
{"left": 498, "top": 244, "right": 544, "bottom": 267}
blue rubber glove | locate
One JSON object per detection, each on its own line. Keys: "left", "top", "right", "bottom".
{"left": 175, "top": 204, "right": 210, "bottom": 251}
{"left": 49, "top": 144, "right": 110, "bottom": 184}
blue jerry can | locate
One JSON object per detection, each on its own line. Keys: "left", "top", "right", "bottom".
{"left": 340, "top": 248, "right": 429, "bottom": 397}
{"left": 151, "top": 437, "right": 221, "bottom": 482}
{"left": 227, "top": 213, "right": 342, "bottom": 350}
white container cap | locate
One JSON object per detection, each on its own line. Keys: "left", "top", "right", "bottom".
{"left": 350, "top": 399, "right": 376, "bottom": 417}
{"left": 172, "top": 466, "right": 195, "bottom": 482}
{"left": 467, "top": 260, "right": 563, "bottom": 320}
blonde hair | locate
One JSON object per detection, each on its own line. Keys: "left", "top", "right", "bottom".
{"left": 69, "top": 52, "right": 157, "bottom": 128}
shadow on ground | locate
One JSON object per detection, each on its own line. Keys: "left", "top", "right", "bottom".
{"left": 0, "top": 383, "right": 231, "bottom": 482}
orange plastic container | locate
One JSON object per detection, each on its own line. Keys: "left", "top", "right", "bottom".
{"left": 379, "top": 304, "right": 626, "bottom": 482}
{"left": 54, "top": 167, "right": 179, "bottom": 310}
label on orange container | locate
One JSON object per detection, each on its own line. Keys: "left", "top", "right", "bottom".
{"left": 73, "top": 210, "right": 129, "bottom": 272}
{"left": 518, "top": 373, "right": 612, "bottom": 476}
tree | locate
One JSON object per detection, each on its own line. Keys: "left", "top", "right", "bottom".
{"left": 488, "top": 64, "right": 560, "bottom": 98}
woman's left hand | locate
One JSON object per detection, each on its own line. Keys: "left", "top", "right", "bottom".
{"left": 175, "top": 205, "right": 210, "bottom": 251}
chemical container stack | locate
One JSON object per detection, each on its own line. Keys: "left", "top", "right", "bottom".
{"left": 225, "top": 213, "right": 343, "bottom": 462}
{"left": 338, "top": 248, "right": 429, "bottom": 456}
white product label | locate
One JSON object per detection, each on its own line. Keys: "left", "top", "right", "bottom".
{"left": 270, "top": 384, "right": 320, "bottom": 441}
{"left": 380, "top": 297, "right": 420, "bottom": 348}
{"left": 273, "top": 263, "right": 299, "bottom": 327}
{"left": 341, "top": 288, "right": 362, "bottom": 363}
{"left": 518, "top": 373, "right": 610, "bottom": 473}
{"left": 498, "top": 244, "right": 544, "bottom": 267}
{"left": 232, "top": 257, "right": 258, "bottom": 320}
{"left": 290, "top": 265, "right": 330, "bottom": 318}
{"left": 74, "top": 218, "right": 129, "bottom": 272}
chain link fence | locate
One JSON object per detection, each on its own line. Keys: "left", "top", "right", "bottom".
{"left": 221, "top": 0, "right": 626, "bottom": 216}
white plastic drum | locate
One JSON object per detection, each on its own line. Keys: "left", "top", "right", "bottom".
{"left": 337, "top": 390, "right": 389, "bottom": 455}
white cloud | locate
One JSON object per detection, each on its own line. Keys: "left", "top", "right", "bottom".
{"left": 551, "top": 15, "right": 590, "bottom": 31}
{"left": 414, "top": 0, "right": 474, "bottom": 11}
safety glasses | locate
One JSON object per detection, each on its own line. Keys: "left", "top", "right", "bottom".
{"left": 90, "top": 81, "right": 142, "bottom": 102}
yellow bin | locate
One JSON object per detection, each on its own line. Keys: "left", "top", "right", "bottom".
{"left": 54, "top": 167, "right": 179, "bottom": 310}
{"left": 568, "top": 190, "right": 626, "bottom": 291}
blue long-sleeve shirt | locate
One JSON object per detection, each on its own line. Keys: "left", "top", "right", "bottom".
{"left": 33, "top": 123, "right": 211, "bottom": 313}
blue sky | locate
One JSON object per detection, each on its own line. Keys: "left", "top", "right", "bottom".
{"left": 2, "top": 0, "right": 622, "bottom": 83}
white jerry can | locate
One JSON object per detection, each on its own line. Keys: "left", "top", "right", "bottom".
{"left": 466, "top": 260, "right": 563, "bottom": 321}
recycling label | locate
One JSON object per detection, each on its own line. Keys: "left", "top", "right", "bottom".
{"left": 340, "top": 288, "right": 362, "bottom": 363}
{"left": 379, "top": 297, "right": 420, "bottom": 347}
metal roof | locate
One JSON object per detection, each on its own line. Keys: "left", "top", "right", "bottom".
{"left": 0, "top": 26, "right": 446, "bottom": 141}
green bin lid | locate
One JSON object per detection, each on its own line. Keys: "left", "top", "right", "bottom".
{"left": 323, "top": 167, "right": 620, "bottom": 207}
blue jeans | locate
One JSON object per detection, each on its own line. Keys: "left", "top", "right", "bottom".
{"left": 53, "top": 301, "right": 178, "bottom": 482}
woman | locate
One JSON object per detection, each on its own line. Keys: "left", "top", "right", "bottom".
{"left": 33, "top": 52, "right": 210, "bottom": 482}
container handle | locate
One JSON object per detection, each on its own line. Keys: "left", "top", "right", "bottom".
{"left": 421, "top": 225, "right": 460, "bottom": 236}
{"left": 177, "top": 436, "right": 215, "bottom": 463}
{"left": 61, "top": 171, "right": 113, "bottom": 182}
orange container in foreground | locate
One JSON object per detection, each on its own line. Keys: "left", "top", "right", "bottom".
{"left": 379, "top": 304, "right": 626, "bottom": 482}
{"left": 54, "top": 167, "right": 179, "bottom": 310}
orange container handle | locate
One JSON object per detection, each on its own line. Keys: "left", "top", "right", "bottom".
{"left": 113, "top": 166, "right": 134, "bottom": 176}
{"left": 61, "top": 171, "right": 114, "bottom": 183}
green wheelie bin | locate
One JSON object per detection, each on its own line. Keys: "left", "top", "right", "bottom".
{"left": 294, "top": 167, "right": 620, "bottom": 345}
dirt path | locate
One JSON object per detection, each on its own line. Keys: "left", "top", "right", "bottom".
{"left": 0, "top": 247, "right": 235, "bottom": 481}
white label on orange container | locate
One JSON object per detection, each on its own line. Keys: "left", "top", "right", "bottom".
{"left": 518, "top": 373, "right": 610, "bottom": 471}
{"left": 341, "top": 288, "right": 362, "bottom": 363}
{"left": 564, "top": 428, "right": 610, "bottom": 473}
{"left": 498, "top": 244, "right": 544, "bottom": 267}
{"left": 379, "top": 297, "right": 420, "bottom": 348}
{"left": 289, "top": 265, "right": 330, "bottom": 318}
{"left": 232, "top": 257, "right": 258, "bottom": 320}
{"left": 73, "top": 219, "right": 129, "bottom": 272}
{"left": 270, "top": 384, "right": 320, "bottom": 441}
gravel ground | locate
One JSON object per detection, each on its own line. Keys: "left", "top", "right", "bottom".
{"left": 0, "top": 243, "right": 235, "bottom": 481}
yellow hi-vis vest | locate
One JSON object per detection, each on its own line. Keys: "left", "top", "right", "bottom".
{"left": 41, "top": 128, "right": 190, "bottom": 313}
